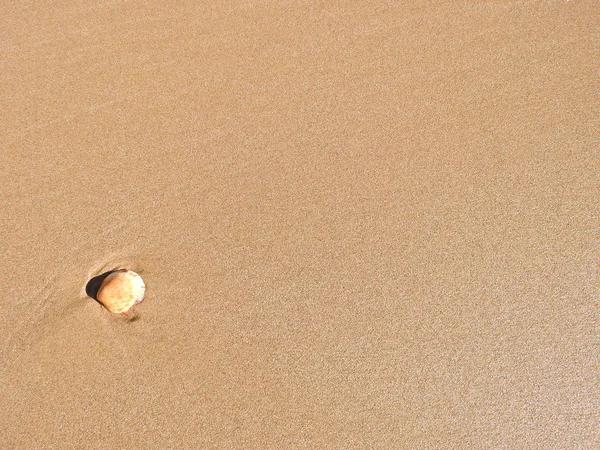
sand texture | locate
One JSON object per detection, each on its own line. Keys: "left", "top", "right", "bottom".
{"left": 1, "top": 0, "right": 598, "bottom": 448}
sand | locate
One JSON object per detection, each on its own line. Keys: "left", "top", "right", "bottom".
{"left": 1, "top": 0, "right": 598, "bottom": 448}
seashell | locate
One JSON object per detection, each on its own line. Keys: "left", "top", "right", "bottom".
{"left": 96, "top": 269, "right": 145, "bottom": 314}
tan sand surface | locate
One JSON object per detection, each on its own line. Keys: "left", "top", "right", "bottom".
{"left": 1, "top": 0, "right": 598, "bottom": 448}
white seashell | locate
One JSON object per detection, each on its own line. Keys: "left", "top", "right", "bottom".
{"left": 97, "top": 269, "right": 145, "bottom": 314}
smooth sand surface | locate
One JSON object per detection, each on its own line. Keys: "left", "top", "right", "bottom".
{"left": 1, "top": 1, "right": 598, "bottom": 448}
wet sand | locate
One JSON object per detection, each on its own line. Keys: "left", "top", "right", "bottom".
{"left": 1, "top": 1, "right": 598, "bottom": 448}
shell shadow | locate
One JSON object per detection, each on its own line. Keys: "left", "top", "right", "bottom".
{"left": 85, "top": 270, "right": 116, "bottom": 301}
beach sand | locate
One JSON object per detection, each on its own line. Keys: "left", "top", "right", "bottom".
{"left": 1, "top": 1, "right": 598, "bottom": 447}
